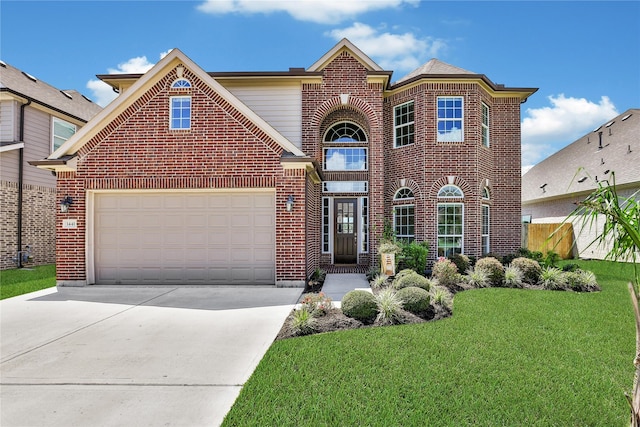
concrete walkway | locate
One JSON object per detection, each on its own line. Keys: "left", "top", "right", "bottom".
{"left": 1, "top": 286, "right": 301, "bottom": 427}
{"left": 319, "top": 274, "right": 371, "bottom": 306}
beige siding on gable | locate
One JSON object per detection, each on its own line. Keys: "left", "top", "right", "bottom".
{"left": 23, "top": 107, "right": 56, "bottom": 188}
{"left": 0, "top": 100, "right": 18, "bottom": 142}
{"left": 224, "top": 84, "right": 302, "bottom": 148}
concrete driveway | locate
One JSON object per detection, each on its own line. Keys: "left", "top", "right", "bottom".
{"left": 0, "top": 285, "right": 301, "bottom": 427}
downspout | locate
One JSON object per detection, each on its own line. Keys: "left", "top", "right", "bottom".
{"left": 17, "top": 100, "right": 31, "bottom": 268}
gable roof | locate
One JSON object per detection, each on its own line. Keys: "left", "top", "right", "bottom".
{"left": 522, "top": 108, "right": 640, "bottom": 204}
{"left": 42, "top": 48, "right": 305, "bottom": 166}
{"left": 0, "top": 61, "right": 102, "bottom": 122}
{"left": 308, "top": 38, "right": 384, "bottom": 72}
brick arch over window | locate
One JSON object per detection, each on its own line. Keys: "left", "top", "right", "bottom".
{"left": 312, "top": 95, "right": 380, "bottom": 135}
{"left": 386, "top": 178, "right": 422, "bottom": 201}
{"left": 430, "top": 176, "right": 472, "bottom": 199}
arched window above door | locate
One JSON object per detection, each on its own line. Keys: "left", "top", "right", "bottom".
{"left": 324, "top": 122, "right": 367, "bottom": 143}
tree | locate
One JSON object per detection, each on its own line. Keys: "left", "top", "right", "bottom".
{"left": 560, "top": 171, "right": 639, "bottom": 425}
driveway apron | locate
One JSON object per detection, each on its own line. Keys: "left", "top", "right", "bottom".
{"left": 1, "top": 286, "right": 301, "bottom": 427}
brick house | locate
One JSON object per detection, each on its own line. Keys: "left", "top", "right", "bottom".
{"left": 31, "top": 39, "right": 536, "bottom": 287}
{"left": 1, "top": 61, "right": 102, "bottom": 269}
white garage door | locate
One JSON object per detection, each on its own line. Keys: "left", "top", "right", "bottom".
{"left": 94, "top": 191, "right": 275, "bottom": 285}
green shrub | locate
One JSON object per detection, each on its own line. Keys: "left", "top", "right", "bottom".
{"left": 396, "top": 286, "right": 431, "bottom": 315}
{"left": 510, "top": 257, "right": 542, "bottom": 285}
{"left": 398, "top": 241, "right": 429, "bottom": 274}
{"left": 291, "top": 309, "right": 317, "bottom": 336}
{"left": 564, "top": 270, "right": 601, "bottom": 292}
{"left": 562, "top": 263, "right": 580, "bottom": 272}
{"left": 540, "top": 267, "right": 566, "bottom": 290}
{"left": 430, "top": 286, "right": 453, "bottom": 310}
{"left": 449, "top": 253, "right": 471, "bottom": 274}
{"left": 475, "top": 257, "right": 505, "bottom": 287}
{"left": 392, "top": 271, "right": 432, "bottom": 291}
{"left": 465, "top": 267, "right": 489, "bottom": 288}
{"left": 432, "top": 258, "right": 462, "bottom": 288}
{"left": 374, "top": 288, "right": 404, "bottom": 326}
{"left": 543, "top": 250, "right": 561, "bottom": 268}
{"left": 341, "top": 290, "right": 378, "bottom": 323}
{"left": 366, "top": 267, "right": 379, "bottom": 282}
{"left": 503, "top": 266, "right": 524, "bottom": 288}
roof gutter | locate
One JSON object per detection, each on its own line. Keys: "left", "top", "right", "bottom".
{"left": 17, "top": 99, "right": 31, "bottom": 268}
{"left": 0, "top": 87, "right": 90, "bottom": 125}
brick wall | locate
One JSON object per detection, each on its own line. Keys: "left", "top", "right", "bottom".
{"left": 55, "top": 65, "right": 308, "bottom": 285}
{"left": 1, "top": 181, "right": 55, "bottom": 269}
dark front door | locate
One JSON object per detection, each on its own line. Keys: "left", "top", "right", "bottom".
{"left": 334, "top": 198, "right": 357, "bottom": 264}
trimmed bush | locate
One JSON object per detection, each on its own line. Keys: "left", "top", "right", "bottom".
{"left": 341, "top": 290, "right": 377, "bottom": 323}
{"left": 475, "top": 257, "right": 505, "bottom": 287}
{"left": 374, "top": 288, "right": 404, "bottom": 325}
{"left": 511, "top": 257, "right": 542, "bottom": 285}
{"left": 398, "top": 241, "right": 429, "bottom": 274}
{"left": 503, "top": 266, "right": 524, "bottom": 288}
{"left": 432, "top": 258, "right": 462, "bottom": 288}
{"left": 392, "top": 271, "right": 433, "bottom": 291}
{"left": 396, "top": 286, "right": 431, "bottom": 315}
{"left": 564, "top": 270, "right": 601, "bottom": 292}
{"left": 449, "top": 253, "right": 471, "bottom": 274}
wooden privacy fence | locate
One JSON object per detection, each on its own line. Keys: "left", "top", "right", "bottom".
{"left": 523, "top": 223, "right": 574, "bottom": 259}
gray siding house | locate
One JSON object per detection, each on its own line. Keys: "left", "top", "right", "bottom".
{"left": 522, "top": 109, "right": 639, "bottom": 259}
{"left": 0, "top": 61, "right": 102, "bottom": 269}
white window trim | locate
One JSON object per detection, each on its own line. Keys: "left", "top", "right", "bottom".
{"left": 51, "top": 117, "right": 77, "bottom": 153}
{"left": 481, "top": 102, "right": 490, "bottom": 147}
{"left": 323, "top": 147, "right": 368, "bottom": 171}
{"left": 394, "top": 101, "right": 415, "bottom": 149}
{"left": 323, "top": 121, "right": 368, "bottom": 143}
{"left": 171, "top": 78, "right": 191, "bottom": 89}
{"left": 169, "top": 96, "right": 191, "bottom": 130}
{"left": 394, "top": 187, "right": 415, "bottom": 200}
{"left": 437, "top": 202, "right": 464, "bottom": 256}
{"left": 437, "top": 96, "right": 464, "bottom": 143}
{"left": 393, "top": 203, "right": 415, "bottom": 241}
{"left": 482, "top": 204, "right": 490, "bottom": 255}
{"left": 322, "top": 197, "right": 332, "bottom": 254}
{"left": 437, "top": 184, "right": 464, "bottom": 198}
{"left": 359, "top": 197, "right": 369, "bottom": 254}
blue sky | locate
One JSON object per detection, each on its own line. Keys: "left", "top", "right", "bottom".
{"left": 2, "top": 0, "right": 639, "bottom": 171}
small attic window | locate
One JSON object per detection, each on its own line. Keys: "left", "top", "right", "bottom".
{"left": 605, "top": 121, "right": 614, "bottom": 127}
{"left": 171, "top": 78, "right": 191, "bottom": 89}
{"left": 22, "top": 71, "right": 37, "bottom": 82}
{"left": 622, "top": 114, "right": 632, "bottom": 121}
{"left": 60, "top": 90, "right": 72, "bottom": 100}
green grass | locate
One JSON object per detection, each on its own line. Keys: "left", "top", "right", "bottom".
{"left": 0, "top": 264, "right": 56, "bottom": 300}
{"left": 223, "top": 260, "right": 636, "bottom": 426}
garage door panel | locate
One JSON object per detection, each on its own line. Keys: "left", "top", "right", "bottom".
{"left": 95, "top": 191, "right": 275, "bottom": 285}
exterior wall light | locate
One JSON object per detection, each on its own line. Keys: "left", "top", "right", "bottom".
{"left": 285, "top": 195, "right": 294, "bottom": 212}
{"left": 60, "top": 196, "right": 73, "bottom": 213}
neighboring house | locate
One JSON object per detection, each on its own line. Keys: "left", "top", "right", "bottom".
{"left": 31, "top": 39, "right": 536, "bottom": 287}
{"left": 0, "top": 61, "right": 102, "bottom": 269}
{"left": 522, "top": 109, "right": 640, "bottom": 259}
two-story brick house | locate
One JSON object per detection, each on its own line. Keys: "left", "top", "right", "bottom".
{"left": 32, "top": 39, "right": 536, "bottom": 287}
{"left": 1, "top": 61, "right": 102, "bottom": 269}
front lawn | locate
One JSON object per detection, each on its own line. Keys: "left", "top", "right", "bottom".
{"left": 223, "top": 260, "right": 635, "bottom": 426}
{"left": 0, "top": 264, "right": 56, "bottom": 300}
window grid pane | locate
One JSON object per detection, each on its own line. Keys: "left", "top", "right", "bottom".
{"left": 324, "top": 122, "right": 367, "bottom": 142}
{"left": 170, "top": 96, "right": 191, "bottom": 129}
{"left": 394, "top": 205, "right": 415, "bottom": 241}
{"left": 482, "top": 205, "right": 490, "bottom": 255}
{"left": 394, "top": 102, "right": 415, "bottom": 148}
{"left": 437, "top": 203, "right": 463, "bottom": 257}
{"left": 323, "top": 148, "right": 367, "bottom": 171}
{"left": 52, "top": 118, "right": 76, "bottom": 152}
{"left": 437, "top": 96, "right": 464, "bottom": 142}
{"left": 322, "top": 198, "right": 330, "bottom": 253}
{"left": 361, "top": 197, "right": 368, "bottom": 253}
{"left": 482, "top": 103, "right": 490, "bottom": 147}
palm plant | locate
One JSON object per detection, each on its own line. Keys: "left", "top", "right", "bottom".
{"left": 560, "top": 171, "right": 639, "bottom": 425}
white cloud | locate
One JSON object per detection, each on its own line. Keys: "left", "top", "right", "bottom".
{"left": 197, "top": 0, "right": 419, "bottom": 24}
{"left": 326, "top": 22, "right": 445, "bottom": 73}
{"left": 521, "top": 94, "right": 618, "bottom": 167}
{"left": 86, "top": 51, "right": 171, "bottom": 107}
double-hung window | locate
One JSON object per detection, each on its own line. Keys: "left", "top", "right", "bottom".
{"left": 394, "top": 101, "right": 414, "bottom": 148}
{"left": 482, "top": 204, "right": 490, "bottom": 255}
{"left": 170, "top": 96, "right": 191, "bottom": 130}
{"left": 52, "top": 117, "right": 76, "bottom": 152}
{"left": 437, "top": 203, "right": 464, "bottom": 257}
{"left": 481, "top": 102, "right": 490, "bottom": 147}
{"left": 393, "top": 188, "right": 415, "bottom": 242}
{"left": 437, "top": 96, "right": 463, "bottom": 142}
